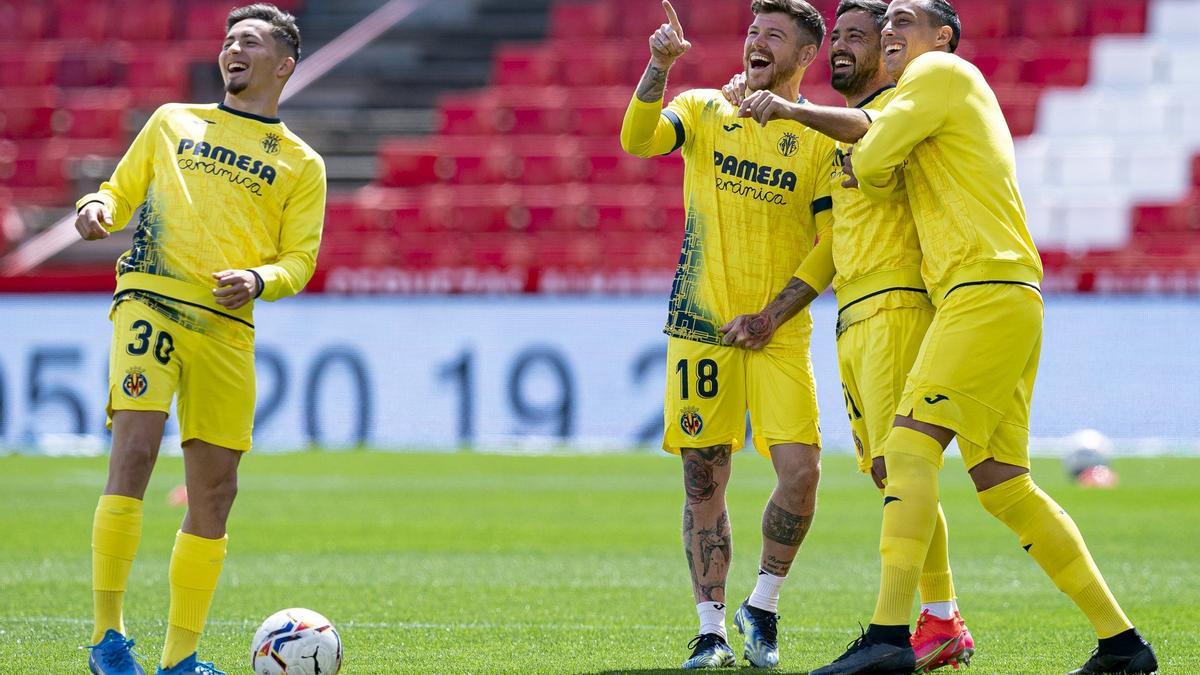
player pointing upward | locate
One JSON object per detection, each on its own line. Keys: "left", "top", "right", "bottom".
{"left": 622, "top": 0, "right": 834, "bottom": 669}
{"left": 77, "top": 4, "right": 325, "bottom": 674}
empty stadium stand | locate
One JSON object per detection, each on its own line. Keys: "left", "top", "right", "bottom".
{"left": 3, "top": 0, "right": 1199, "bottom": 294}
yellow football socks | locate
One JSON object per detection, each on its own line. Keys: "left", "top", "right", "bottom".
{"left": 979, "top": 474, "right": 1132, "bottom": 638}
{"left": 872, "top": 427, "right": 944, "bottom": 626}
{"left": 92, "top": 494, "right": 144, "bottom": 643}
{"left": 875, "top": 485, "right": 956, "bottom": 605}
{"left": 162, "top": 531, "right": 228, "bottom": 668}
{"left": 919, "top": 503, "right": 956, "bottom": 604}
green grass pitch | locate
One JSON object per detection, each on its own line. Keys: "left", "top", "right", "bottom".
{"left": 0, "top": 451, "right": 1196, "bottom": 673}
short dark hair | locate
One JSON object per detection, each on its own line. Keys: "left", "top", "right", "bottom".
{"left": 751, "top": 0, "right": 827, "bottom": 46}
{"left": 918, "top": 0, "right": 961, "bottom": 53}
{"left": 836, "top": 0, "right": 888, "bottom": 29}
{"left": 227, "top": 3, "right": 302, "bottom": 61}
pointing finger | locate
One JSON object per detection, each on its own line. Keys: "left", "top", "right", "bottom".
{"left": 662, "top": 0, "right": 684, "bottom": 39}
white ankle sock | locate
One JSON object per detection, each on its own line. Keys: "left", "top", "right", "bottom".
{"left": 922, "top": 600, "right": 957, "bottom": 619}
{"left": 748, "top": 570, "right": 786, "bottom": 613}
{"left": 697, "top": 601, "right": 727, "bottom": 639}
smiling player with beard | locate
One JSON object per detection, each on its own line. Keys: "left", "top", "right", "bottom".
{"left": 722, "top": 1, "right": 976, "bottom": 671}
{"left": 621, "top": 0, "right": 838, "bottom": 669}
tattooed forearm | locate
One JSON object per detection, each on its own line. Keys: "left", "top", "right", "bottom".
{"left": 762, "top": 500, "right": 813, "bottom": 546}
{"left": 636, "top": 61, "right": 670, "bottom": 103}
{"left": 763, "top": 277, "right": 819, "bottom": 327}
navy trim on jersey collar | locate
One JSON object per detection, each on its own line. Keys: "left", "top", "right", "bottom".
{"left": 218, "top": 103, "right": 281, "bottom": 124}
{"left": 855, "top": 85, "right": 896, "bottom": 109}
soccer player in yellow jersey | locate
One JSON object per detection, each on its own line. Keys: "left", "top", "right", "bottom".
{"left": 807, "top": 2, "right": 1157, "bottom": 673}
{"left": 621, "top": 0, "right": 835, "bottom": 668}
{"left": 722, "top": 1, "right": 976, "bottom": 670}
{"left": 75, "top": 5, "right": 325, "bottom": 674}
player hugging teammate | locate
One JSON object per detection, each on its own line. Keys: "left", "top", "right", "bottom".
{"left": 77, "top": 4, "right": 326, "bottom": 675}
{"left": 625, "top": 1, "right": 1158, "bottom": 673}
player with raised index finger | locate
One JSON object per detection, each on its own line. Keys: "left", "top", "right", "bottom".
{"left": 621, "top": 0, "right": 837, "bottom": 669}
{"left": 77, "top": 4, "right": 326, "bottom": 675}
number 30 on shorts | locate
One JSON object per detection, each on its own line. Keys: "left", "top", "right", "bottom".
{"left": 676, "top": 358, "right": 719, "bottom": 399}
{"left": 126, "top": 319, "right": 176, "bottom": 365}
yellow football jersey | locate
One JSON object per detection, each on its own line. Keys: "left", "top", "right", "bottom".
{"left": 853, "top": 52, "right": 1042, "bottom": 303}
{"left": 829, "top": 86, "right": 929, "bottom": 332}
{"left": 78, "top": 102, "right": 326, "bottom": 348}
{"left": 622, "top": 91, "right": 834, "bottom": 353}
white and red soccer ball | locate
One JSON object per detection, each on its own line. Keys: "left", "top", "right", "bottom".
{"left": 251, "top": 608, "right": 342, "bottom": 675}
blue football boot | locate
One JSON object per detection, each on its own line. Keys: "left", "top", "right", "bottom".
{"left": 155, "top": 653, "right": 225, "bottom": 674}
{"left": 86, "top": 629, "right": 145, "bottom": 675}
{"left": 734, "top": 600, "right": 780, "bottom": 668}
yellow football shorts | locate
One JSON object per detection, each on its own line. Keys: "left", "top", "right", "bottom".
{"left": 837, "top": 305, "right": 934, "bottom": 473}
{"left": 107, "top": 299, "right": 255, "bottom": 452}
{"left": 662, "top": 336, "right": 820, "bottom": 458}
{"left": 898, "top": 283, "right": 1043, "bottom": 470}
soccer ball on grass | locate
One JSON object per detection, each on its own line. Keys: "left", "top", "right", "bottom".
{"left": 250, "top": 608, "right": 342, "bottom": 675}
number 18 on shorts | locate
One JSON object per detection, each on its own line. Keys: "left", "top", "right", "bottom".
{"left": 662, "top": 337, "right": 820, "bottom": 458}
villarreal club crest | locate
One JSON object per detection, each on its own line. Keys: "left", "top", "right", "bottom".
{"left": 122, "top": 367, "right": 148, "bottom": 398}
{"left": 680, "top": 406, "right": 704, "bottom": 438}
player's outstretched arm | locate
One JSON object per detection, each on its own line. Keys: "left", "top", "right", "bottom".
{"left": 719, "top": 71, "right": 872, "bottom": 143}
{"left": 620, "top": 0, "right": 692, "bottom": 157}
{"left": 721, "top": 277, "right": 821, "bottom": 350}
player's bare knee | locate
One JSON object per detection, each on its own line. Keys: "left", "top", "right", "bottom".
{"left": 969, "top": 458, "right": 1028, "bottom": 492}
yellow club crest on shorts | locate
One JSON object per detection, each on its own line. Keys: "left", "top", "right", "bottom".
{"left": 679, "top": 406, "right": 704, "bottom": 438}
{"left": 122, "top": 367, "right": 148, "bottom": 398}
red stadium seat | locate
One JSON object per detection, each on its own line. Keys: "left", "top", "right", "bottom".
{"left": 1019, "top": 0, "right": 1086, "bottom": 37}
{"left": 121, "top": 52, "right": 190, "bottom": 105}
{"left": 954, "top": 0, "right": 1014, "bottom": 39}
{"left": 992, "top": 85, "right": 1041, "bottom": 137}
{"left": 550, "top": 1, "right": 615, "bottom": 39}
{"left": 114, "top": 0, "right": 175, "bottom": 41}
{"left": 1087, "top": 0, "right": 1149, "bottom": 35}
{"left": 377, "top": 139, "right": 439, "bottom": 187}
{"left": 183, "top": 2, "right": 232, "bottom": 42}
{"left": 556, "top": 42, "right": 635, "bottom": 88}
{"left": 61, "top": 90, "right": 132, "bottom": 142}
{"left": 1022, "top": 42, "right": 1091, "bottom": 87}
{"left": 0, "top": 88, "right": 57, "bottom": 140}
{"left": 56, "top": 49, "right": 122, "bottom": 88}
{"left": 0, "top": 140, "right": 69, "bottom": 204}
{"left": 437, "top": 94, "right": 495, "bottom": 135}
{"left": 55, "top": 0, "right": 113, "bottom": 41}
{"left": 1192, "top": 154, "right": 1200, "bottom": 187}
{"left": 0, "top": 1, "right": 54, "bottom": 40}
{"left": 0, "top": 48, "right": 61, "bottom": 88}
{"left": 570, "top": 97, "right": 628, "bottom": 136}
{"left": 960, "top": 40, "right": 1026, "bottom": 86}
{"left": 493, "top": 44, "right": 559, "bottom": 87}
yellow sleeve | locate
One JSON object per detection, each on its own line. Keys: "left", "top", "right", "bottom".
{"left": 853, "top": 55, "right": 958, "bottom": 201}
{"left": 251, "top": 156, "right": 326, "bottom": 301}
{"left": 619, "top": 94, "right": 687, "bottom": 158}
{"left": 76, "top": 105, "right": 165, "bottom": 230}
{"left": 793, "top": 140, "right": 835, "bottom": 290}
{"left": 794, "top": 225, "right": 833, "bottom": 292}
